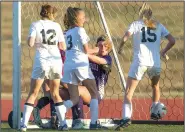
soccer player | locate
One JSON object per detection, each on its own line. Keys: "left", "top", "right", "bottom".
{"left": 20, "top": 4, "right": 66, "bottom": 132}
{"left": 115, "top": 3, "right": 175, "bottom": 130}
{"left": 32, "top": 49, "right": 66, "bottom": 129}
{"left": 71, "top": 35, "right": 112, "bottom": 129}
{"left": 59, "top": 7, "right": 107, "bottom": 130}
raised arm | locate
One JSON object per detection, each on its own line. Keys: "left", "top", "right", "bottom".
{"left": 118, "top": 31, "right": 132, "bottom": 54}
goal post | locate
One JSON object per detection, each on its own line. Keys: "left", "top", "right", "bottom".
{"left": 94, "top": 1, "right": 127, "bottom": 89}
{"left": 12, "top": 1, "right": 21, "bottom": 129}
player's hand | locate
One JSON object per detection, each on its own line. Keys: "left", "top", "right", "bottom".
{"left": 160, "top": 50, "right": 169, "bottom": 61}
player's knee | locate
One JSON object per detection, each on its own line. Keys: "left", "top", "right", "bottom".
{"left": 152, "top": 84, "right": 159, "bottom": 90}
{"left": 50, "top": 91, "right": 59, "bottom": 101}
{"left": 82, "top": 79, "right": 98, "bottom": 99}
{"left": 90, "top": 91, "right": 98, "bottom": 99}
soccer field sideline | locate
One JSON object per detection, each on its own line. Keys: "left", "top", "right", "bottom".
{"left": 1, "top": 123, "right": 184, "bottom": 132}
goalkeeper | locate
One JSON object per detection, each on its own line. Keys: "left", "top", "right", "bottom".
{"left": 33, "top": 35, "right": 112, "bottom": 129}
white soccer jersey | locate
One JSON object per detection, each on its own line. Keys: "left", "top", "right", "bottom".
{"left": 29, "top": 20, "right": 65, "bottom": 79}
{"left": 28, "top": 20, "right": 65, "bottom": 59}
{"left": 127, "top": 20, "right": 169, "bottom": 67}
{"left": 64, "top": 27, "right": 90, "bottom": 69}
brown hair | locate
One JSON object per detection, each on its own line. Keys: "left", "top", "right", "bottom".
{"left": 40, "top": 4, "right": 57, "bottom": 20}
{"left": 139, "top": 3, "right": 156, "bottom": 28}
{"left": 64, "top": 7, "right": 83, "bottom": 30}
{"left": 97, "top": 35, "right": 112, "bottom": 53}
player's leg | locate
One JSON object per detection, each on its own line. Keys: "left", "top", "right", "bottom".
{"left": 71, "top": 85, "right": 91, "bottom": 126}
{"left": 147, "top": 67, "right": 161, "bottom": 120}
{"left": 33, "top": 80, "right": 51, "bottom": 126}
{"left": 71, "top": 97, "right": 85, "bottom": 129}
{"left": 82, "top": 79, "right": 107, "bottom": 129}
{"left": 115, "top": 65, "right": 146, "bottom": 130}
{"left": 21, "top": 78, "right": 44, "bottom": 131}
{"left": 49, "top": 78, "right": 69, "bottom": 130}
{"left": 74, "top": 67, "right": 106, "bottom": 129}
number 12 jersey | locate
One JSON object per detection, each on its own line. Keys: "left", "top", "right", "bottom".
{"left": 28, "top": 20, "right": 65, "bottom": 59}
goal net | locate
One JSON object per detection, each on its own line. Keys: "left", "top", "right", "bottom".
{"left": 1, "top": 1, "right": 184, "bottom": 129}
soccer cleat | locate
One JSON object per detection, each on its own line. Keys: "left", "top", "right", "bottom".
{"left": 33, "top": 107, "right": 43, "bottom": 127}
{"left": 115, "top": 118, "right": 131, "bottom": 131}
{"left": 72, "top": 119, "right": 85, "bottom": 129}
{"left": 58, "top": 124, "right": 69, "bottom": 131}
{"left": 90, "top": 121, "right": 108, "bottom": 130}
{"left": 150, "top": 113, "right": 160, "bottom": 120}
{"left": 20, "top": 125, "right": 27, "bottom": 132}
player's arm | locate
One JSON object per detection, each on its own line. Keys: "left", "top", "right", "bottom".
{"left": 118, "top": 22, "right": 135, "bottom": 54}
{"left": 58, "top": 42, "right": 66, "bottom": 51}
{"left": 28, "top": 37, "right": 35, "bottom": 47}
{"left": 57, "top": 23, "right": 66, "bottom": 51}
{"left": 118, "top": 31, "right": 132, "bottom": 54}
{"left": 88, "top": 54, "right": 107, "bottom": 65}
{"left": 161, "top": 34, "right": 175, "bottom": 57}
{"left": 83, "top": 44, "right": 99, "bottom": 54}
{"left": 160, "top": 24, "right": 176, "bottom": 58}
{"left": 28, "top": 23, "right": 36, "bottom": 47}
{"left": 78, "top": 27, "right": 99, "bottom": 54}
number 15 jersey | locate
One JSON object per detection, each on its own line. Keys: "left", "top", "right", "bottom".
{"left": 28, "top": 20, "right": 65, "bottom": 59}
{"left": 127, "top": 20, "right": 169, "bottom": 67}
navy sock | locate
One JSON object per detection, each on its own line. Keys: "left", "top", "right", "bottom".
{"left": 50, "top": 99, "right": 56, "bottom": 116}
{"left": 72, "top": 97, "right": 84, "bottom": 120}
{"left": 36, "top": 97, "right": 50, "bottom": 110}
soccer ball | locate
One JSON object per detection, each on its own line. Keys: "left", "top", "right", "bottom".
{"left": 150, "top": 103, "right": 167, "bottom": 119}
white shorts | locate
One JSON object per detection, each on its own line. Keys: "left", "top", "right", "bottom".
{"left": 31, "top": 57, "right": 62, "bottom": 80}
{"left": 62, "top": 67, "right": 95, "bottom": 85}
{"left": 128, "top": 64, "right": 161, "bottom": 80}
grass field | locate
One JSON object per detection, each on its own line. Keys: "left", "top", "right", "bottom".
{"left": 1, "top": 124, "right": 184, "bottom": 132}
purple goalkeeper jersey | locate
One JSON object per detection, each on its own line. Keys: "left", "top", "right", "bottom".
{"left": 89, "top": 55, "right": 112, "bottom": 99}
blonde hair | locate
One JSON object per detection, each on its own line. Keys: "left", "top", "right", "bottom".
{"left": 139, "top": 3, "right": 156, "bottom": 28}
{"left": 64, "top": 7, "right": 83, "bottom": 30}
{"left": 97, "top": 35, "right": 112, "bottom": 53}
{"left": 40, "top": 4, "right": 57, "bottom": 20}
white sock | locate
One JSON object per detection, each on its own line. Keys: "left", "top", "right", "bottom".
{"left": 55, "top": 102, "right": 67, "bottom": 126}
{"left": 21, "top": 103, "right": 34, "bottom": 127}
{"left": 64, "top": 100, "right": 73, "bottom": 109}
{"left": 152, "top": 102, "right": 159, "bottom": 106}
{"left": 151, "top": 102, "right": 159, "bottom": 113}
{"left": 122, "top": 103, "right": 132, "bottom": 119}
{"left": 90, "top": 99, "right": 98, "bottom": 124}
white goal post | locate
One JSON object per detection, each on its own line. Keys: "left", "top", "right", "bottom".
{"left": 12, "top": 1, "right": 126, "bottom": 129}
{"left": 95, "top": 1, "right": 127, "bottom": 89}
{"left": 12, "top": 1, "right": 21, "bottom": 129}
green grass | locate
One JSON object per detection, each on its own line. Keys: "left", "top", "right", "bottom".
{"left": 1, "top": 124, "right": 184, "bottom": 132}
